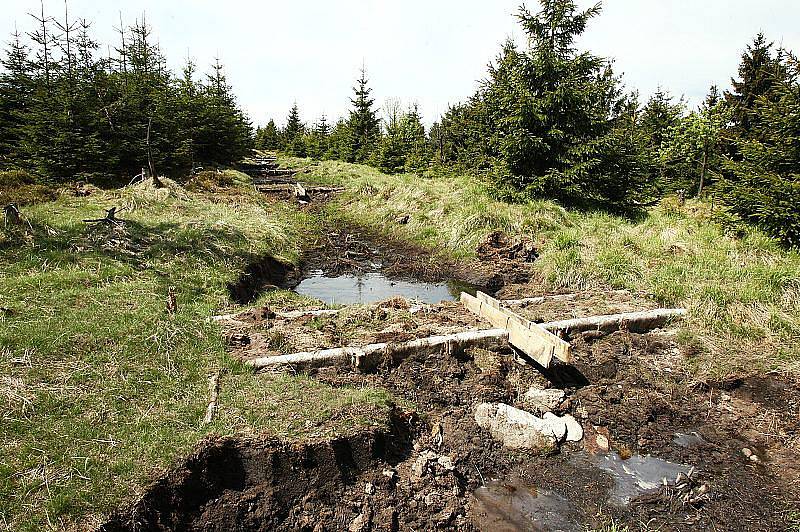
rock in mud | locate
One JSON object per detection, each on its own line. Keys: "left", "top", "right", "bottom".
{"left": 548, "top": 412, "right": 584, "bottom": 442}
{"left": 521, "top": 385, "right": 566, "bottom": 414}
{"left": 474, "top": 403, "right": 583, "bottom": 451}
{"left": 349, "top": 507, "right": 372, "bottom": 532}
{"left": 411, "top": 450, "right": 456, "bottom": 481}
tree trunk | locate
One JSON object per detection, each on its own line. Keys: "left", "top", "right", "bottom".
{"left": 146, "top": 117, "right": 163, "bottom": 187}
{"left": 697, "top": 144, "right": 708, "bottom": 197}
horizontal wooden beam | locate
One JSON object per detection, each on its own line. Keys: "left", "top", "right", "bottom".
{"left": 542, "top": 308, "right": 686, "bottom": 334}
{"left": 247, "top": 328, "right": 509, "bottom": 371}
{"left": 500, "top": 290, "right": 632, "bottom": 307}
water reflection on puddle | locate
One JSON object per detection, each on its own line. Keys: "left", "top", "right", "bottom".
{"left": 295, "top": 271, "right": 477, "bottom": 305}
{"left": 471, "top": 479, "right": 580, "bottom": 532}
{"left": 583, "top": 452, "right": 691, "bottom": 505}
{"left": 673, "top": 431, "right": 706, "bottom": 448}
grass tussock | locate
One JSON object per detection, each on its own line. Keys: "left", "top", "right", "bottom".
{"left": 0, "top": 170, "right": 59, "bottom": 206}
{"left": 288, "top": 156, "right": 800, "bottom": 379}
{"left": 0, "top": 177, "right": 391, "bottom": 530}
{"left": 184, "top": 169, "right": 251, "bottom": 193}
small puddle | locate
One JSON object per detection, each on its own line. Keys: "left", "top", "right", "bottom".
{"left": 295, "top": 270, "right": 478, "bottom": 305}
{"left": 471, "top": 479, "right": 580, "bottom": 532}
{"left": 673, "top": 431, "right": 706, "bottom": 448}
{"left": 581, "top": 452, "right": 691, "bottom": 505}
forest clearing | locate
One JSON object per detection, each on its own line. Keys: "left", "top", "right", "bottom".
{"left": 2, "top": 0, "right": 800, "bottom": 530}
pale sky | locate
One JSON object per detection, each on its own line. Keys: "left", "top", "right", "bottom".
{"left": 2, "top": 1, "right": 799, "bottom": 127}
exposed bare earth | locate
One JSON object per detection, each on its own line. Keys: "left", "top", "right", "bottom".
{"left": 105, "top": 228, "right": 800, "bottom": 531}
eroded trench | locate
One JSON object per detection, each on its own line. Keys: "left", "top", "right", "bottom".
{"left": 106, "top": 222, "right": 799, "bottom": 531}
{"left": 103, "top": 315, "right": 799, "bottom": 531}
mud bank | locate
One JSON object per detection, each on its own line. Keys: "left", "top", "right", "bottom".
{"left": 106, "top": 315, "right": 800, "bottom": 530}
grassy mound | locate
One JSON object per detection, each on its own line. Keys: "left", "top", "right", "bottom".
{"left": 0, "top": 183, "right": 390, "bottom": 530}
{"left": 0, "top": 170, "right": 59, "bottom": 206}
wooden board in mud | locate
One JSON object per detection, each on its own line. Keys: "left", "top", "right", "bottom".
{"left": 460, "top": 291, "right": 571, "bottom": 367}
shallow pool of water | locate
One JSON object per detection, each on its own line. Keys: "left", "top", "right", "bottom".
{"left": 471, "top": 479, "right": 580, "bottom": 531}
{"left": 583, "top": 452, "right": 691, "bottom": 505}
{"left": 294, "top": 271, "right": 477, "bottom": 305}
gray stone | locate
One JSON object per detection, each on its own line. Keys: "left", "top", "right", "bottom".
{"left": 474, "top": 403, "right": 583, "bottom": 450}
{"left": 411, "top": 450, "right": 455, "bottom": 481}
{"left": 521, "top": 386, "right": 566, "bottom": 414}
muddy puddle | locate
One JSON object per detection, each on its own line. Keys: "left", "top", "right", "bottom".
{"left": 472, "top": 479, "right": 581, "bottom": 531}
{"left": 295, "top": 270, "right": 478, "bottom": 305}
{"left": 577, "top": 452, "right": 691, "bottom": 505}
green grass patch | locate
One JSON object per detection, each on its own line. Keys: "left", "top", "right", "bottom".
{"left": 0, "top": 180, "right": 392, "bottom": 530}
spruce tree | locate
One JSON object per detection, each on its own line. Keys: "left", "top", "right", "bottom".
{"left": 1, "top": 9, "right": 253, "bottom": 181}
{"left": 306, "top": 115, "right": 330, "bottom": 159}
{"left": 316, "top": 114, "right": 330, "bottom": 137}
{"left": 722, "top": 50, "right": 800, "bottom": 246}
{"left": 641, "top": 88, "right": 684, "bottom": 151}
{"left": 282, "top": 103, "right": 306, "bottom": 156}
{"left": 0, "top": 30, "right": 34, "bottom": 167}
{"left": 174, "top": 57, "right": 200, "bottom": 171}
{"left": 345, "top": 67, "right": 380, "bottom": 163}
{"left": 725, "top": 34, "right": 786, "bottom": 138}
{"left": 374, "top": 103, "right": 428, "bottom": 173}
{"left": 198, "top": 58, "right": 253, "bottom": 165}
{"left": 255, "top": 119, "right": 280, "bottom": 150}
{"left": 472, "top": 0, "right": 654, "bottom": 209}
{"left": 326, "top": 119, "right": 351, "bottom": 160}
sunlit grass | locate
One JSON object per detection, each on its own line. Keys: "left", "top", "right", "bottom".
{"left": 289, "top": 155, "right": 800, "bottom": 379}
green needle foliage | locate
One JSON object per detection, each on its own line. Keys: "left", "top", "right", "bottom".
{"left": 436, "top": 1, "right": 656, "bottom": 210}
{"left": 0, "top": 12, "right": 252, "bottom": 182}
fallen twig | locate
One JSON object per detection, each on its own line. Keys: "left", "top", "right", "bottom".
{"left": 166, "top": 286, "right": 177, "bottom": 315}
{"left": 82, "top": 207, "right": 123, "bottom": 225}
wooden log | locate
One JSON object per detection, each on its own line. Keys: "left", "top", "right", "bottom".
{"left": 247, "top": 328, "right": 508, "bottom": 371}
{"left": 501, "top": 290, "right": 632, "bottom": 307}
{"left": 541, "top": 308, "right": 686, "bottom": 335}
{"left": 252, "top": 177, "right": 297, "bottom": 185}
{"left": 295, "top": 182, "right": 310, "bottom": 203}
{"left": 464, "top": 292, "right": 572, "bottom": 366}
{"left": 255, "top": 184, "right": 344, "bottom": 194}
{"left": 211, "top": 308, "right": 341, "bottom": 323}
